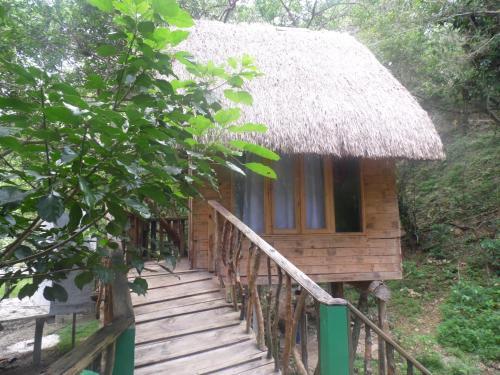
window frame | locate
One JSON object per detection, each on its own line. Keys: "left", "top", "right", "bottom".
{"left": 231, "top": 155, "right": 365, "bottom": 235}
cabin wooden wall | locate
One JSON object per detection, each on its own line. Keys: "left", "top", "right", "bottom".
{"left": 189, "top": 159, "right": 403, "bottom": 283}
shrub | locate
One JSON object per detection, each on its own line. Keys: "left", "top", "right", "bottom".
{"left": 437, "top": 281, "right": 500, "bottom": 361}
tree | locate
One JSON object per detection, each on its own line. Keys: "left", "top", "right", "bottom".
{"left": 0, "top": 0, "right": 277, "bottom": 300}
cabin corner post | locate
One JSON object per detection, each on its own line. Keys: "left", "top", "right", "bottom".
{"left": 319, "top": 304, "right": 351, "bottom": 375}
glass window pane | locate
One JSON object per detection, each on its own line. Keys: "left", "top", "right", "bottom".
{"left": 333, "top": 159, "right": 362, "bottom": 232}
{"left": 304, "top": 155, "right": 326, "bottom": 229}
{"left": 234, "top": 158, "right": 265, "bottom": 234}
{"left": 273, "top": 155, "right": 295, "bottom": 229}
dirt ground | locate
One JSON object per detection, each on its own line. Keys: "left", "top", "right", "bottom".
{"left": 0, "top": 314, "right": 93, "bottom": 374}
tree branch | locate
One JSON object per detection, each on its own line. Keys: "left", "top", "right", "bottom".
{"left": 0, "top": 212, "right": 107, "bottom": 268}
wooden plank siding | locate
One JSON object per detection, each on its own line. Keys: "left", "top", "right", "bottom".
{"left": 190, "top": 159, "right": 403, "bottom": 282}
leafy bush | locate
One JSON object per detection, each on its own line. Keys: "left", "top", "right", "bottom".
{"left": 437, "top": 281, "right": 500, "bottom": 361}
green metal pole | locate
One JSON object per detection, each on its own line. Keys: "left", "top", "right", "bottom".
{"left": 112, "top": 324, "right": 135, "bottom": 375}
{"left": 319, "top": 304, "right": 351, "bottom": 375}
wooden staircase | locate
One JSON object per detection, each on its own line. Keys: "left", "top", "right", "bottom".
{"left": 131, "top": 260, "right": 276, "bottom": 374}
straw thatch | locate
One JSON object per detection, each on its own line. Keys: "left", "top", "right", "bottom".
{"left": 180, "top": 20, "right": 445, "bottom": 160}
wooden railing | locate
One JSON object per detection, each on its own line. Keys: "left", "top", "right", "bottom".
{"left": 44, "top": 317, "right": 133, "bottom": 375}
{"left": 208, "top": 200, "right": 431, "bottom": 375}
{"left": 129, "top": 215, "right": 187, "bottom": 257}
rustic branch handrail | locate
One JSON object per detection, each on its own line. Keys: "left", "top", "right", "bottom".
{"left": 208, "top": 200, "right": 345, "bottom": 306}
{"left": 347, "top": 302, "right": 431, "bottom": 375}
{"left": 45, "top": 316, "right": 134, "bottom": 375}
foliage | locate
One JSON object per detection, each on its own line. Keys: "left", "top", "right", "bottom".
{"left": 0, "top": 0, "right": 275, "bottom": 301}
{"left": 437, "top": 281, "right": 500, "bottom": 361}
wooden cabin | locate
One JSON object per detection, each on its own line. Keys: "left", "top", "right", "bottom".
{"left": 182, "top": 21, "right": 444, "bottom": 285}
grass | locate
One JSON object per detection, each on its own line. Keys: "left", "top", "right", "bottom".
{"left": 57, "top": 319, "right": 100, "bottom": 353}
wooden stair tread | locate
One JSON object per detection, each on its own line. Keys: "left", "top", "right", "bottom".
{"left": 135, "top": 323, "right": 252, "bottom": 367}
{"left": 134, "top": 291, "right": 224, "bottom": 315}
{"left": 132, "top": 263, "right": 273, "bottom": 374}
{"left": 135, "top": 340, "right": 267, "bottom": 375}
{"left": 135, "top": 309, "right": 240, "bottom": 344}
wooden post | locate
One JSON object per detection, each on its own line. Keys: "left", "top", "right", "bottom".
{"left": 351, "top": 289, "right": 368, "bottom": 362}
{"left": 364, "top": 325, "right": 373, "bottom": 375}
{"left": 319, "top": 304, "right": 350, "bottom": 375}
{"left": 207, "top": 211, "right": 215, "bottom": 272}
{"left": 282, "top": 275, "right": 293, "bottom": 375}
{"left": 330, "top": 282, "right": 344, "bottom": 298}
{"left": 71, "top": 313, "right": 77, "bottom": 349}
{"left": 33, "top": 317, "right": 45, "bottom": 367}
{"left": 300, "top": 308, "right": 308, "bottom": 369}
{"left": 378, "top": 299, "right": 387, "bottom": 375}
{"left": 212, "top": 210, "right": 219, "bottom": 273}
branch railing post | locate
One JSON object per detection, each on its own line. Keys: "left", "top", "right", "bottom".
{"left": 207, "top": 200, "right": 431, "bottom": 375}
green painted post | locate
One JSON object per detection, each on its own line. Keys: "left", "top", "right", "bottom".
{"left": 319, "top": 304, "right": 351, "bottom": 375}
{"left": 112, "top": 325, "right": 135, "bottom": 375}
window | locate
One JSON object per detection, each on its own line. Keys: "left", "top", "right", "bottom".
{"left": 233, "top": 155, "right": 363, "bottom": 234}
{"left": 333, "top": 159, "right": 362, "bottom": 232}
{"left": 234, "top": 158, "right": 265, "bottom": 234}
{"left": 272, "top": 155, "right": 296, "bottom": 230}
{"left": 304, "top": 155, "right": 326, "bottom": 229}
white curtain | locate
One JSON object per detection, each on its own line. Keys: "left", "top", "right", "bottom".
{"left": 234, "top": 162, "right": 264, "bottom": 234}
{"left": 304, "top": 155, "right": 326, "bottom": 229}
{"left": 273, "top": 155, "right": 295, "bottom": 229}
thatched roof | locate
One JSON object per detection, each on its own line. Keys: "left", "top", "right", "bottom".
{"left": 180, "top": 20, "right": 445, "bottom": 160}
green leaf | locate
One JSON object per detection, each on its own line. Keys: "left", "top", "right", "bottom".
{"left": 123, "top": 197, "right": 151, "bottom": 218}
{"left": 224, "top": 89, "right": 253, "bottom": 105}
{"left": 138, "top": 21, "right": 155, "bottom": 35}
{"left": 152, "top": 0, "right": 179, "bottom": 18}
{"left": 37, "top": 193, "right": 65, "bottom": 223}
{"left": 187, "top": 115, "right": 212, "bottom": 135}
{"left": 166, "top": 9, "right": 193, "bottom": 27}
{"left": 78, "top": 177, "right": 97, "bottom": 208}
{"left": 129, "top": 277, "right": 148, "bottom": 295}
{"left": 95, "top": 265, "right": 114, "bottom": 283}
{"left": 14, "top": 245, "right": 32, "bottom": 259}
{"left": 106, "top": 220, "right": 123, "bottom": 236}
{"left": 0, "top": 97, "right": 37, "bottom": 112}
{"left": 130, "top": 255, "right": 144, "bottom": 274}
{"left": 228, "top": 123, "right": 267, "bottom": 133}
{"left": 43, "top": 283, "right": 68, "bottom": 302}
{"left": 0, "top": 186, "right": 30, "bottom": 205}
{"left": 74, "top": 271, "right": 94, "bottom": 290}
{"left": 85, "top": 74, "right": 106, "bottom": 90}
{"left": 51, "top": 83, "right": 80, "bottom": 97}
{"left": 214, "top": 108, "right": 241, "bottom": 125}
{"left": 88, "top": 0, "right": 113, "bottom": 12}
{"left": 230, "top": 140, "right": 280, "bottom": 161}
{"left": 107, "top": 200, "right": 127, "bottom": 225}
{"left": 96, "top": 44, "right": 118, "bottom": 57}
{"left": 18, "top": 283, "right": 39, "bottom": 299}
{"left": 44, "top": 106, "right": 80, "bottom": 125}
{"left": 244, "top": 162, "right": 277, "bottom": 179}
{"left": 68, "top": 203, "right": 83, "bottom": 232}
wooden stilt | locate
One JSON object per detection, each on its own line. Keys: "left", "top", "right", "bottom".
{"left": 364, "top": 325, "right": 372, "bottom": 375}
{"left": 378, "top": 299, "right": 387, "bottom": 375}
